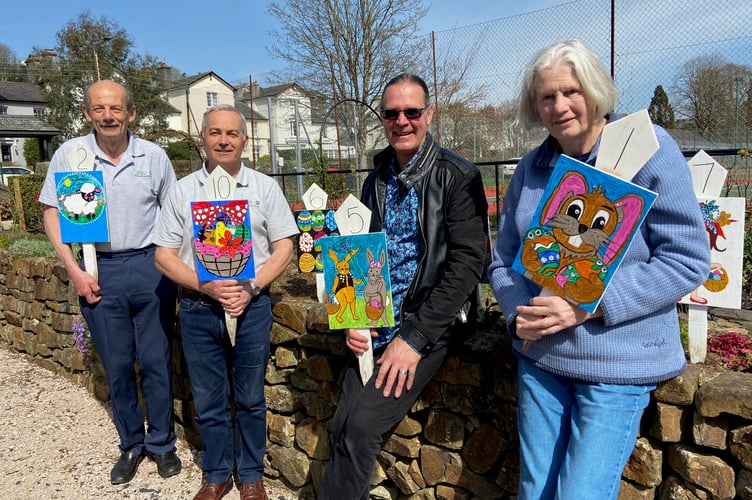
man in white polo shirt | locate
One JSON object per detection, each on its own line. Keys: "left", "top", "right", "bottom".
{"left": 153, "top": 105, "right": 297, "bottom": 500}
{"left": 39, "top": 80, "right": 180, "bottom": 485}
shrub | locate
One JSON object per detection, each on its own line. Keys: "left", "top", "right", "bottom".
{"left": 23, "top": 138, "right": 40, "bottom": 168}
{"left": 707, "top": 332, "right": 752, "bottom": 372}
{"left": 7, "top": 174, "right": 44, "bottom": 233}
{"left": 7, "top": 237, "right": 56, "bottom": 257}
{"left": 742, "top": 206, "right": 752, "bottom": 307}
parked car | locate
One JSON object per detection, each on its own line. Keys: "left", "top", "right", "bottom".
{"left": 502, "top": 158, "right": 520, "bottom": 176}
{"left": 0, "top": 165, "right": 33, "bottom": 187}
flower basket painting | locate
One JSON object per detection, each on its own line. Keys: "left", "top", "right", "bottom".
{"left": 191, "top": 200, "right": 255, "bottom": 282}
{"left": 55, "top": 170, "right": 109, "bottom": 243}
{"left": 512, "top": 155, "right": 657, "bottom": 313}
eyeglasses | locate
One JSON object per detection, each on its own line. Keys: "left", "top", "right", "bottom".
{"left": 380, "top": 107, "right": 427, "bottom": 121}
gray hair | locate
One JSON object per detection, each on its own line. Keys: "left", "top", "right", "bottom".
{"left": 516, "top": 40, "right": 617, "bottom": 130}
{"left": 200, "top": 105, "right": 247, "bottom": 137}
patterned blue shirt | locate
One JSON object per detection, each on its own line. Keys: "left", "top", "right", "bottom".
{"left": 372, "top": 156, "right": 423, "bottom": 349}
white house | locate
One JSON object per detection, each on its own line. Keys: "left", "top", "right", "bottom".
{"left": 0, "top": 82, "right": 59, "bottom": 168}
{"left": 247, "top": 82, "right": 355, "bottom": 172}
{"left": 159, "top": 69, "right": 355, "bottom": 172}
{"left": 161, "top": 70, "right": 269, "bottom": 165}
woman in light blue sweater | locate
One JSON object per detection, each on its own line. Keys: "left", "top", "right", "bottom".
{"left": 487, "top": 40, "right": 710, "bottom": 499}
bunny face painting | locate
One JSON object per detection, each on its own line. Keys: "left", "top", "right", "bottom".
{"left": 512, "top": 155, "right": 657, "bottom": 312}
{"left": 319, "top": 233, "right": 395, "bottom": 329}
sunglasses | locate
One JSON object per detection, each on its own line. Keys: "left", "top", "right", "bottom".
{"left": 380, "top": 107, "right": 427, "bottom": 121}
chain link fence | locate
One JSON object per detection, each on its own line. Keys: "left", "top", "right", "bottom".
{"left": 281, "top": 0, "right": 752, "bottom": 206}
{"left": 424, "top": 0, "right": 751, "bottom": 160}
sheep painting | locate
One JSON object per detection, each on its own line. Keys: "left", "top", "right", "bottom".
{"left": 59, "top": 182, "right": 102, "bottom": 221}
{"left": 54, "top": 171, "right": 110, "bottom": 243}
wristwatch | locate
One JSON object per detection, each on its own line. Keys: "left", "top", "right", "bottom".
{"left": 249, "top": 281, "right": 261, "bottom": 298}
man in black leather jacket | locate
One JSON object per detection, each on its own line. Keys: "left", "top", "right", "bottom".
{"left": 319, "top": 73, "right": 489, "bottom": 499}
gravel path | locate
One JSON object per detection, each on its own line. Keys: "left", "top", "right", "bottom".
{"left": 0, "top": 348, "right": 296, "bottom": 499}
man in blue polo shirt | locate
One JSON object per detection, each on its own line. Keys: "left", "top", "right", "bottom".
{"left": 39, "top": 80, "right": 180, "bottom": 485}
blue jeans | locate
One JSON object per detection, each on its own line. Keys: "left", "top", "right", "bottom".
{"left": 81, "top": 245, "right": 176, "bottom": 455}
{"left": 517, "top": 356, "right": 654, "bottom": 500}
{"left": 179, "top": 292, "right": 271, "bottom": 483}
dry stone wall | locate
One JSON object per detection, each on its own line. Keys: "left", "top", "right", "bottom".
{"left": 0, "top": 250, "right": 750, "bottom": 499}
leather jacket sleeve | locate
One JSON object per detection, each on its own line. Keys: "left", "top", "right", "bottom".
{"left": 397, "top": 163, "right": 489, "bottom": 352}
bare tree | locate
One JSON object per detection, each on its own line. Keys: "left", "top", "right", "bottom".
{"left": 429, "top": 32, "right": 488, "bottom": 150}
{"left": 0, "top": 43, "right": 20, "bottom": 81}
{"left": 672, "top": 54, "right": 752, "bottom": 143}
{"left": 267, "top": 0, "right": 429, "bottom": 170}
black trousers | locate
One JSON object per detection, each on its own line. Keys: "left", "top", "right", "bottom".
{"left": 319, "top": 342, "right": 449, "bottom": 499}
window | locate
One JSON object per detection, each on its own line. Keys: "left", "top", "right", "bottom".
{"left": 33, "top": 107, "right": 47, "bottom": 118}
{"left": 207, "top": 92, "right": 218, "bottom": 107}
{"left": 290, "top": 122, "right": 298, "bottom": 137}
{"left": 0, "top": 106, "right": 7, "bottom": 115}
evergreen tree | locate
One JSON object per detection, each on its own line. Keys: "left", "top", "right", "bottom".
{"left": 648, "top": 85, "right": 676, "bottom": 129}
{"left": 23, "top": 138, "right": 40, "bottom": 169}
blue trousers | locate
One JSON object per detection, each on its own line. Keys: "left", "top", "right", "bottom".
{"left": 179, "top": 291, "right": 271, "bottom": 484}
{"left": 319, "top": 342, "right": 449, "bottom": 500}
{"left": 517, "top": 356, "right": 654, "bottom": 500}
{"left": 80, "top": 245, "right": 177, "bottom": 455}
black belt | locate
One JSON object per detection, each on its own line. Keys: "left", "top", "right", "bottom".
{"left": 179, "top": 287, "right": 220, "bottom": 306}
{"left": 96, "top": 244, "right": 156, "bottom": 259}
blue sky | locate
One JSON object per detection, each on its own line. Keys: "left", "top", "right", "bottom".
{"left": 0, "top": 0, "right": 572, "bottom": 86}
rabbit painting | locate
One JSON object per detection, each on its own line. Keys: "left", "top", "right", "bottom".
{"left": 328, "top": 247, "right": 363, "bottom": 323}
{"left": 363, "top": 248, "right": 388, "bottom": 326}
{"left": 519, "top": 170, "right": 645, "bottom": 306}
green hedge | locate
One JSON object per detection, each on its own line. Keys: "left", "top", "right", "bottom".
{"left": 8, "top": 174, "right": 45, "bottom": 234}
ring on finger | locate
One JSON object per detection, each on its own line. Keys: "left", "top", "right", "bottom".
{"left": 407, "top": 371, "right": 415, "bottom": 377}
{"left": 398, "top": 370, "right": 408, "bottom": 376}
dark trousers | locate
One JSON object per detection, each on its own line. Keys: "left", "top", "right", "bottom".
{"left": 178, "top": 292, "right": 271, "bottom": 483}
{"left": 80, "top": 245, "right": 177, "bottom": 455}
{"left": 319, "top": 342, "right": 449, "bottom": 500}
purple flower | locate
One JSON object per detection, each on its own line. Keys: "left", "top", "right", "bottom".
{"left": 73, "top": 313, "right": 93, "bottom": 355}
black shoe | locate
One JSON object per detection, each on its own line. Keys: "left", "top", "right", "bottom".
{"left": 151, "top": 449, "right": 182, "bottom": 478}
{"left": 110, "top": 449, "right": 145, "bottom": 484}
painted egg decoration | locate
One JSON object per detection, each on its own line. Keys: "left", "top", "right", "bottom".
{"left": 298, "top": 232, "right": 314, "bottom": 252}
{"left": 299, "top": 252, "right": 316, "bottom": 273}
{"left": 297, "top": 210, "right": 312, "bottom": 232}
{"left": 325, "top": 210, "right": 338, "bottom": 231}
{"left": 313, "top": 231, "right": 327, "bottom": 253}
{"left": 311, "top": 210, "right": 326, "bottom": 231}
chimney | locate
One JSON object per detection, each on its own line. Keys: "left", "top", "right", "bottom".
{"left": 157, "top": 62, "right": 173, "bottom": 85}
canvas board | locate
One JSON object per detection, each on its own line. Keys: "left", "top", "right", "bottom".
{"left": 512, "top": 155, "right": 658, "bottom": 313}
{"left": 55, "top": 170, "right": 110, "bottom": 243}
{"left": 319, "top": 232, "right": 394, "bottom": 330}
